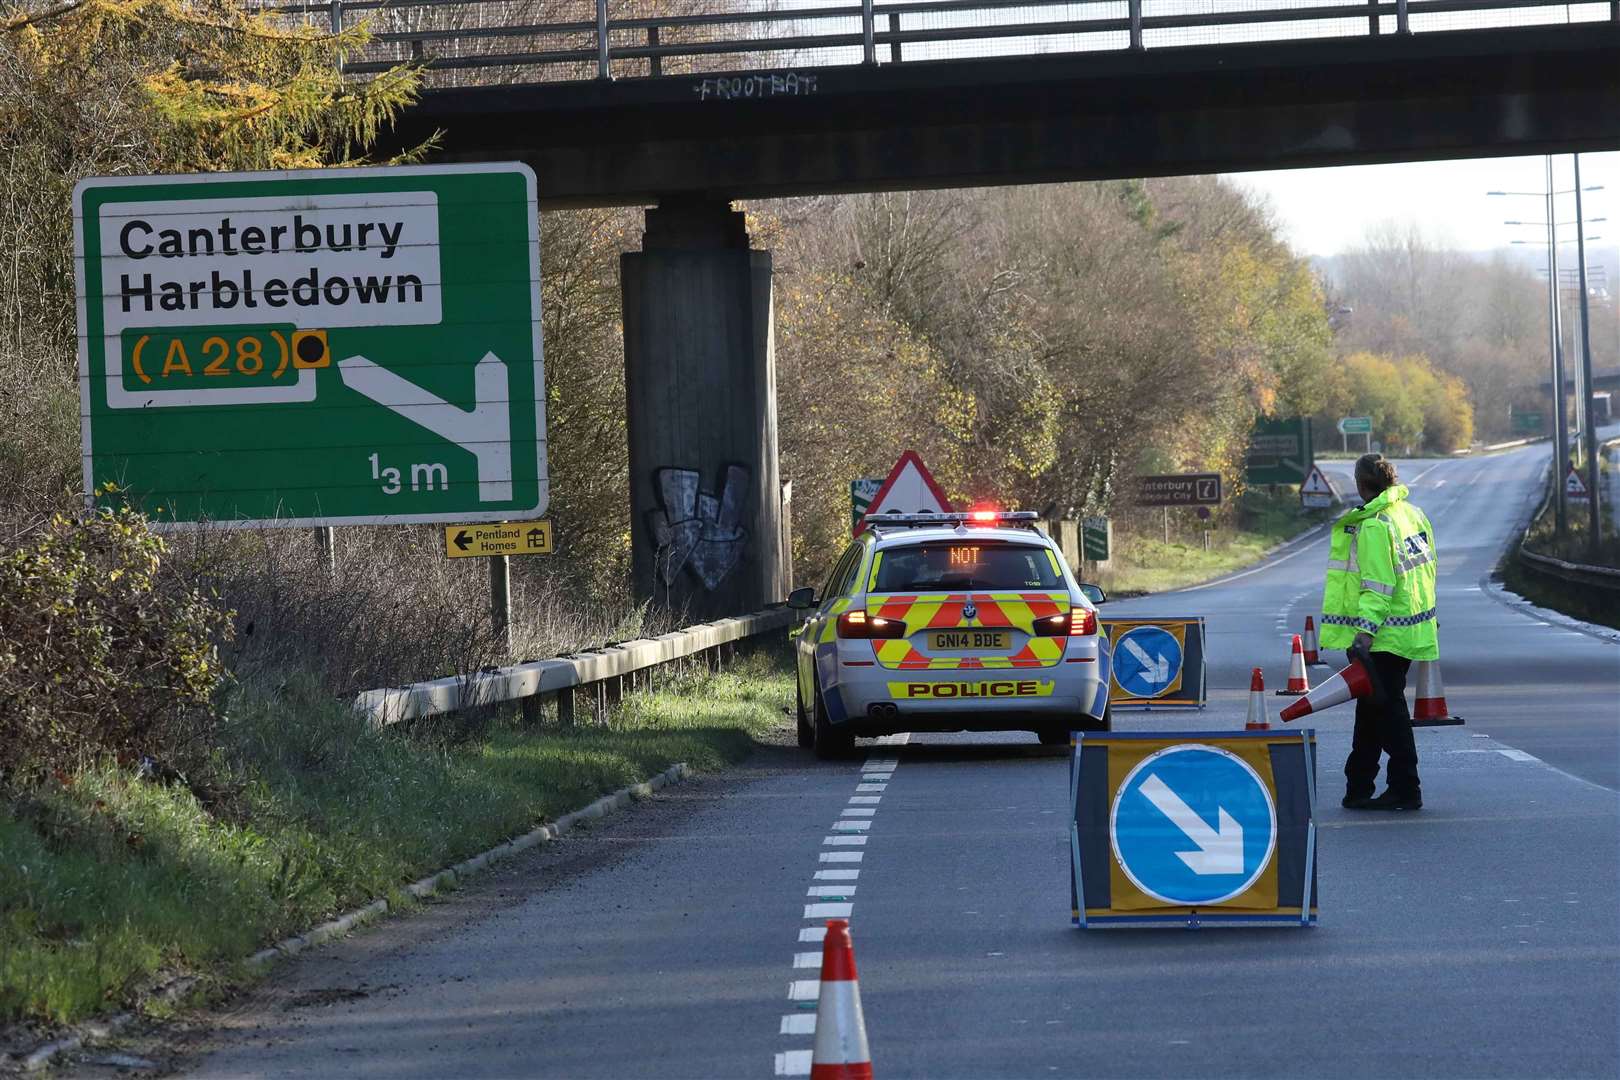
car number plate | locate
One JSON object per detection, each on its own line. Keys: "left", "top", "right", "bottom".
{"left": 930, "top": 630, "right": 1010, "bottom": 651}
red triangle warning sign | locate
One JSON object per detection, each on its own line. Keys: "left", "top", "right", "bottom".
{"left": 1301, "top": 465, "right": 1335, "bottom": 496}
{"left": 1566, "top": 465, "right": 1590, "bottom": 498}
{"left": 853, "top": 450, "right": 953, "bottom": 535}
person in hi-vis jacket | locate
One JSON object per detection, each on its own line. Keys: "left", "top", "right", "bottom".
{"left": 1318, "top": 454, "right": 1438, "bottom": 811}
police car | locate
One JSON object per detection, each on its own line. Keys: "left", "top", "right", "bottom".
{"left": 787, "top": 510, "right": 1112, "bottom": 758}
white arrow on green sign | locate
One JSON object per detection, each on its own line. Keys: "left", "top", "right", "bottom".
{"left": 1337, "top": 416, "right": 1372, "bottom": 435}
{"left": 74, "top": 163, "right": 547, "bottom": 528}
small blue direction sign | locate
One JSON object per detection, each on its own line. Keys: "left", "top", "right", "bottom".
{"left": 1113, "top": 625, "right": 1183, "bottom": 699}
{"left": 1110, "top": 745, "right": 1277, "bottom": 905}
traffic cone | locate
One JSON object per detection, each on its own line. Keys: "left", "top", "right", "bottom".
{"left": 1411, "top": 659, "right": 1464, "bottom": 727}
{"left": 1302, "top": 616, "right": 1323, "bottom": 665}
{"left": 1245, "top": 668, "right": 1270, "bottom": 731}
{"left": 811, "top": 919, "right": 872, "bottom": 1080}
{"left": 1280, "top": 657, "right": 1375, "bottom": 722}
{"left": 1275, "top": 635, "right": 1310, "bottom": 696}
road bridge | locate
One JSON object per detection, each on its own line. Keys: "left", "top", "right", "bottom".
{"left": 278, "top": 0, "right": 1620, "bottom": 616}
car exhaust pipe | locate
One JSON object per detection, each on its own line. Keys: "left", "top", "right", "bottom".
{"left": 867, "top": 702, "right": 899, "bottom": 722}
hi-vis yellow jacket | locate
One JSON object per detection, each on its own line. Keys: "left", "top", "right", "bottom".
{"left": 1319, "top": 483, "right": 1439, "bottom": 661}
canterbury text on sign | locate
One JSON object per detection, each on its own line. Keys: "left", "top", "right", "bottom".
{"left": 75, "top": 163, "right": 546, "bottom": 529}
{"left": 1135, "top": 473, "right": 1222, "bottom": 508}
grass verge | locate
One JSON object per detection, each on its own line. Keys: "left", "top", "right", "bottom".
{"left": 1097, "top": 489, "right": 1331, "bottom": 596}
{"left": 0, "top": 645, "right": 791, "bottom": 1028}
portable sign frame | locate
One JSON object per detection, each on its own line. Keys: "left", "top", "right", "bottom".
{"left": 1300, "top": 464, "right": 1338, "bottom": 510}
{"left": 852, "top": 450, "right": 952, "bottom": 535}
{"left": 1070, "top": 729, "right": 1318, "bottom": 929}
{"left": 1100, "top": 618, "right": 1207, "bottom": 709}
{"left": 74, "top": 163, "right": 546, "bottom": 530}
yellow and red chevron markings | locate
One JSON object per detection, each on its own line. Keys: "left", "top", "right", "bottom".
{"left": 866, "top": 592, "right": 1069, "bottom": 670}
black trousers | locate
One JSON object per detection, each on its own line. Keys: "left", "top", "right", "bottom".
{"left": 1344, "top": 650, "right": 1419, "bottom": 798}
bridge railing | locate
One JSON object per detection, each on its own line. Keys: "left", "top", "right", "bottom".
{"left": 260, "top": 0, "right": 1618, "bottom": 87}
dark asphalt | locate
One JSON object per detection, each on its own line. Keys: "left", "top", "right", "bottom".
{"left": 176, "top": 443, "right": 1620, "bottom": 1080}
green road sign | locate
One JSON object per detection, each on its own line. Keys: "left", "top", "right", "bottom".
{"left": 1511, "top": 410, "right": 1545, "bottom": 434}
{"left": 1337, "top": 416, "right": 1372, "bottom": 435}
{"left": 850, "top": 477, "right": 881, "bottom": 533}
{"left": 1082, "top": 516, "right": 1111, "bottom": 561}
{"left": 1246, "top": 417, "right": 1313, "bottom": 486}
{"left": 75, "top": 164, "right": 546, "bottom": 528}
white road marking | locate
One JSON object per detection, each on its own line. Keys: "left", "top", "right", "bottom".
{"left": 1496, "top": 748, "right": 1539, "bottom": 763}
{"left": 781, "top": 1013, "right": 817, "bottom": 1034}
{"left": 848, "top": 795, "right": 882, "bottom": 804}
{"left": 799, "top": 926, "right": 828, "bottom": 943}
{"left": 820, "top": 851, "right": 864, "bottom": 863}
{"left": 788, "top": 980, "right": 820, "bottom": 1000}
{"left": 815, "top": 869, "right": 860, "bottom": 881}
{"left": 824, "top": 835, "right": 867, "bottom": 846}
{"left": 774, "top": 1050, "right": 813, "bottom": 1076}
{"left": 793, "top": 952, "right": 822, "bottom": 969}
{"left": 840, "top": 807, "right": 877, "bottom": 817}
{"left": 804, "top": 902, "right": 854, "bottom": 918}
{"left": 832, "top": 819, "right": 872, "bottom": 831}
{"left": 864, "top": 759, "right": 899, "bottom": 770}
{"left": 856, "top": 783, "right": 887, "bottom": 792}
{"left": 807, "top": 885, "right": 857, "bottom": 897}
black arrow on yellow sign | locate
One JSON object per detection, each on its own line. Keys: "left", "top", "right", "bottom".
{"left": 454, "top": 529, "right": 473, "bottom": 552}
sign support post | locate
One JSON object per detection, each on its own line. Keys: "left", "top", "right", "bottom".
{"left": 314, "top": 526, "right": 336, "bottom": 576}
{"left": 490, "top": 553, "right": 511, "bottom": 652}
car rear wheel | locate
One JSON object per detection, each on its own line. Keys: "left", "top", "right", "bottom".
{"left": 1040, "top": 704, "right": 1111, "bottom": 744}
{"left": 812, "top": 679, "right": 855, "bottom": 760}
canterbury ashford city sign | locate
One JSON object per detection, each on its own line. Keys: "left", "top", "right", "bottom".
{"left": 74, "top": 164, "right": 547, "bottom": 528}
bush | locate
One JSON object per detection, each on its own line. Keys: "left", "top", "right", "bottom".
{"left": 0, "top": 503, "right": 234, "bottom": 785}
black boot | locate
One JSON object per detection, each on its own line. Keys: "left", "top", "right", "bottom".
{"left": 1362, "top": 789, "right": 1422, "bottom": 811}
{"left": 1342, "top": 790, "right": 1374, "bottom": 809}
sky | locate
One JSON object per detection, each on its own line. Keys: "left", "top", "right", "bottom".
{"left": 1226, "top": 151, "right": 1620, "bottom": 258}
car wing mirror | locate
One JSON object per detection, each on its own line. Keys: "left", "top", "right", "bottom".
{"left": 787, "top": 586, "right": 818, "bottom": 610}
{"left": 1079, "top": 583, "right": 1106, "bottom": 606}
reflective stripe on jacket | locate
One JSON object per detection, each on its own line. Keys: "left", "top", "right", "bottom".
{"left": 1319, "top": 483, "right": 1439, "bottom": 660}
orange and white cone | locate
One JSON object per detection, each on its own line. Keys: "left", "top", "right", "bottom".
{"left": 1280, "top": 657, "right": 1375, "bottom": 722}
{"left": 811, "top": 919, "right": 872, "bottom": 1080}
{"left": 1302, "top": 616, "right": 1323, "bottom": 665}
{"left": 1411, "top": 659, "right": 1464, "bottom": 727}
{"left": 1275, "top": 635, "right": 1310, "bottom": 696}
{"left": 1245, "top": 668, "right": 1270, "bottom": 731}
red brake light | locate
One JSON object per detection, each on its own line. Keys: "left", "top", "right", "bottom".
{"left": 837, "top": 610, "right": 907, "bottom": 640}
{"left": 1032, "top": 608, "right": 1098, "bottom": 637}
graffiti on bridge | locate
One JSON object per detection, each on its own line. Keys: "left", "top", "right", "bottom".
{"left": 648, "top": 465, "right": 750, "bottom": 591}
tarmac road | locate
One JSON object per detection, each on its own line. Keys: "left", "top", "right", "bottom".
{"left": 170, "top": 443, "right": 1619, "bottom": 1080}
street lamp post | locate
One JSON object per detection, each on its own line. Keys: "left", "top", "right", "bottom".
{"left": 1490, "top": 162, "right": 1606, "bottom": 541}
{"left": 1572, "top": 154, "right": 1603, "bottom": 554}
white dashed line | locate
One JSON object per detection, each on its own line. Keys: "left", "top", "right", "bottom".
{"left": 774, "top": 1049, "right": 813, "bottom": 1076}
{"left": 1496, "top": 748, "right": 1539, "bottom": 763}
{"left": 778, "top": 751, "right": 899, "bottom": 1076}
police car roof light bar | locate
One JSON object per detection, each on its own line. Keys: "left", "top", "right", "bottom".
{"left": 864, "top": 510, "right": 1040, "bottom": 528}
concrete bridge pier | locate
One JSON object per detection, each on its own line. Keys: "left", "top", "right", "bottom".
{"left": 622, "top": 199, "right": 785, "bottom": 620}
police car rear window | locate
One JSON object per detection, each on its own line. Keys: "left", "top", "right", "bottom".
{"left": 873, "top": 541, "right": 1060, "bottom": 592}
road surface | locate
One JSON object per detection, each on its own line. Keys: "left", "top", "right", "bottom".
{"left": 170, "top": 444, "right": 1618, "bottom": 1080}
